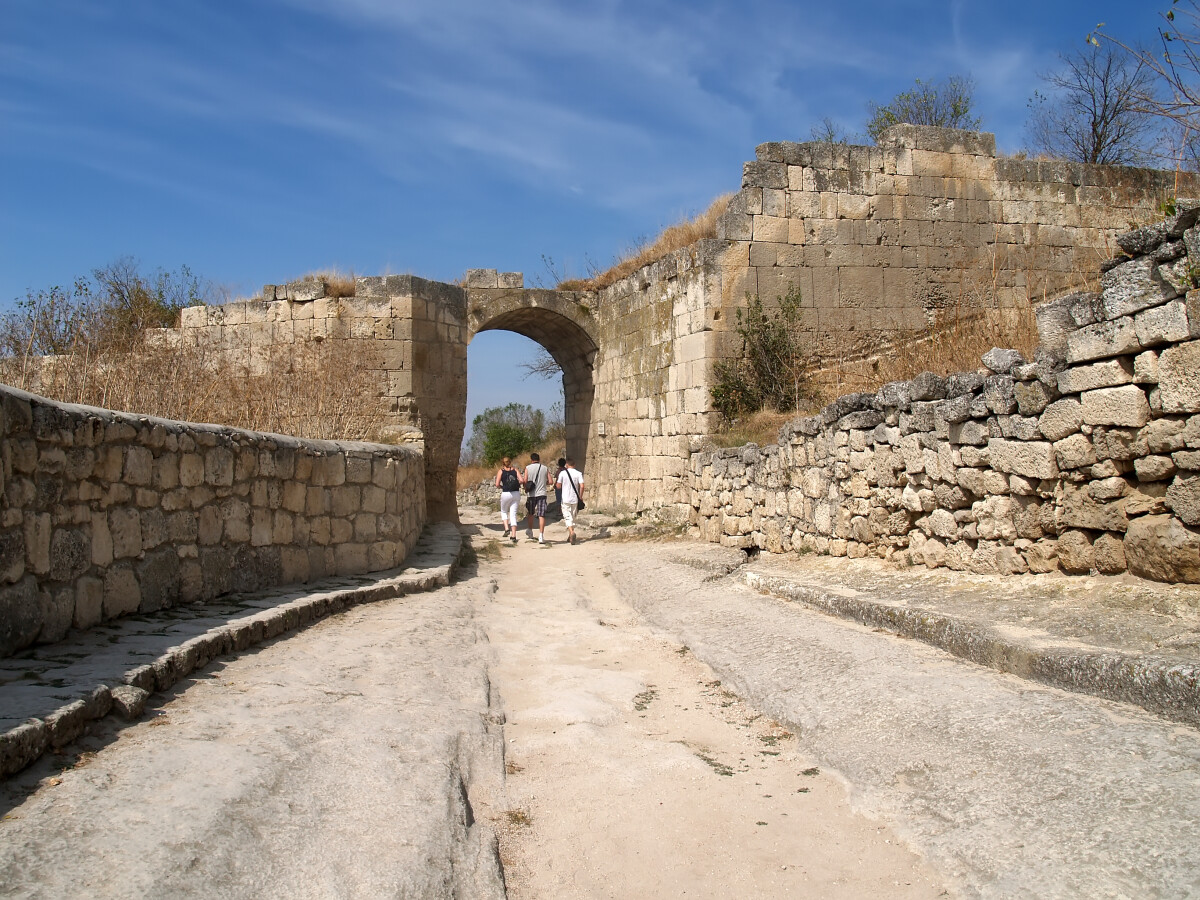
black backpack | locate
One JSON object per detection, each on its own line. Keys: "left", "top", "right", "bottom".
{"left": 500, "top": 468, "right": 520, "bottom": 492}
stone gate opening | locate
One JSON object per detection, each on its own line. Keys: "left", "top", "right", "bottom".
{"left": 467, "top": 296, "right": 599, "bottom": 478}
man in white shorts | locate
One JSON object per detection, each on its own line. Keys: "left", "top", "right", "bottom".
{"left": 555, "top": 457, "right": 585, "bottom": 545}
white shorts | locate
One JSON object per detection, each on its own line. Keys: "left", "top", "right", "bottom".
{"left": 500, "top": 491, "right": 521, "bottom": 526}
{"left": 561, "top": 501, "right": 578, "bottom": 528}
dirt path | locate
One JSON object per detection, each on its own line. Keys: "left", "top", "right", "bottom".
{"left": 465, "top": 510, "right": 946, "bottom": 898}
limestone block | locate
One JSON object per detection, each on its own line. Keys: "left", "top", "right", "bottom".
{"left": 1135, "top": 455, "right": 1178, "bottom": 482}
{"left": 949, "top": 420, "right": 989, "bottom": 446}
{"left": 108, "top": 508, "right": 141, "bottom": 559}
{"left": 925, "top": 508, "right": 959, "bottom": 539}
{"left": 1066, "top": 317, "right": 1140, "bottom": 364}
{"left": 1081, "top": 385, "right": 1151, "bottom": 427}
{"left": 1054, "top": 433, "right": 1097, "bottom": 470}
{"left": 1133, "top": 350, "right": 1160, "bottom": 384}
{"left": 136, "top": 550, "right": 179, "bottom": 613}
{"left": 1058, "top": 357, "right": 1133, "bottom": 394}
{"left": 988, "top": 438, "right": 1059, "bottom": 480}
{"left": 1100, "top": 256, "right": 1176, "bottom": 320}
{"left": 1167, "top": 473, "right": 1200, "bottom": 525}
{"left": 1039, "top": 398, "right": 1084, "bottom": 441}
{"left": 998, "top": 415, "right": 1041, "bottom": 441}
{"left": 1135, "top": 299, "right": 1191, "bottom": 347}
{"left": 103, "top": 566, "right": 141, "bottom": 618}
{"left": 1158, "top": 340, "right": 1200, "bottom": 413}
{"left": 1092, "top": 532, "right": 1128, "bottom": 574}
{"left": 1175, "top": 450, "right": 1200, "bottom": 470}
{"left": 1015, "top": 380, "right": 1055, "bottom": 416}
{"left": 1057, "top": 529, "right": 1094, "bottom": 574}
{"left": 1059, "top": 482, "right": 1128, "bottom": 532}
{"left": 981, "top": 348, "right": 1025, "bottom": 375}
{"left": 1025, "top": 540, "right": 1060, "bottom": 573}
{"left": 1124, "top": 514, "right": 1200, "bottom": 582}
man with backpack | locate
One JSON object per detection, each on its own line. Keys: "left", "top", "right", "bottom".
{"left": 523, "top": 452, "right": 549, "bottom": 545}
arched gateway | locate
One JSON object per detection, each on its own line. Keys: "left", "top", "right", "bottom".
{"left": 172, "top": 128, "right": 1195, "bottom": 522}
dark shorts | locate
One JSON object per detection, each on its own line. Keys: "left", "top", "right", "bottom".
{"left": 526, "top": 495, "right": 547, "bottom": 517}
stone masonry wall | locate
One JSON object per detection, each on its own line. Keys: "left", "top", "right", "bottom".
{"left": 716, "top": 126, "right": 1200, "bottom": 366}
{"left": 0, "top": 385, "right": 425, "bottom": 656}
{"left": 176, "top": 275, "right": 466, "bottom": 520}
{"left": 690, "top": 206, "right": 1200, "bottom": 583}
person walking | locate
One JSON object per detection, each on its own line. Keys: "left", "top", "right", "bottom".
{"left": 494, "top": 456, "right": 523, "bottom": 543}
{"left": 523, "top": 452, "right": 549, "bottom": 545}
{"left": 556, "top": 457, "right": 585, "bottom": 545}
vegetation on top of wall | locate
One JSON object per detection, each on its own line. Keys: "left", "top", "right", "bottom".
{"left": 0, "top": 260, "right": 390, "bottom": 442}
{"left": 298, "top": 269, "right": 357, "bottom": 298}
{"left": 865, "top": 76, "right": 981, "bottom": 144}
{"left": 557, "top": 193, "right": 732, "bottom": 292}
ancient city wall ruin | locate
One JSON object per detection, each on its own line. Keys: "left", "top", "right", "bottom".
{"left": 0, "top": 384, "right": 425, "bottom": 655}
{"left": 163, "top": 127, "right": 1200, "bottom": 525}
{"left": 717, "top": 125, "right": 1200, "bottom": 365}
{"left": 691, "top": 208, "right": 1200, "bottom": 583}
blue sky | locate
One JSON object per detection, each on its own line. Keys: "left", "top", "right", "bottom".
{"left": 0, "top": 1, "right": 1171, "bottom": 433}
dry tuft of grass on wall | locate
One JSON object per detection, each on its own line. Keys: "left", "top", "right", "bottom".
{"left": 558, "top": 194, "right": 732, "bottom": 291}
{"left": 299, "top": 270, "right": 357, "bottom": 299}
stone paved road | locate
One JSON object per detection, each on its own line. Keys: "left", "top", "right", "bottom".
{"left": 3, "top": 518, "right": 1200, "bottom": 899}
{"left": 602, "top": 540, "right": 1200, "bottom": 900}
{"left": 0, "top": 581, "right": 506, "bottom": 900}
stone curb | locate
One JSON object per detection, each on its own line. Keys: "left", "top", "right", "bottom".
{"left": 741, "top": 570, "right": 1200, "bottom": 729}
{"left": 0, "top": 523, "right": 463, "bottom": 779}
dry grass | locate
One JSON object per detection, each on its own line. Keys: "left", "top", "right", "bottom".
{"left": 810, "top": 303, "right": 1039, "bottom": 404}
{"left": 558, "top": 194, "right": 732, "bottom": 291}
{"left": 3, "top": 331, "right": 391, "bottom": 442}
{"left": 708, "top": 409, "right": 801, "bottom": 449}
{"left": 299, "top": 269, "right": 357, "bottom": 299}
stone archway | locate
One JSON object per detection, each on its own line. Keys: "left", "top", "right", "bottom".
{"left": 466, "top": 286, "right": 600, "bottom": 475}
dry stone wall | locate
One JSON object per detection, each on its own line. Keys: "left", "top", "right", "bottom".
{"left": 0, "top": 385, "right": 424, "bottom": 656}
{"left": 691, "top": 206, "right": 1200, "bottom": 583}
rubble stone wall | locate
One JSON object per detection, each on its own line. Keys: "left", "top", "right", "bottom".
{"left": 691, "top": 208, "right": 1200, "bottom": 583}
{"left": 0, "top": 385, "right": 425, "bottom": 656}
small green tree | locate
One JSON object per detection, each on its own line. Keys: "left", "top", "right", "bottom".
{"left": 866, "top": 75, "right": 982, "bottom": 144}
{"left": 710, "top": 285, "right": 812, "bottom": 422}
{"left": 465, "top": 402, "right": 546, "bottom": 465}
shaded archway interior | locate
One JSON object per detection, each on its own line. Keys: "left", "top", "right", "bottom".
{"left": 472, "top": 306, "right": 598, "bottom": 472}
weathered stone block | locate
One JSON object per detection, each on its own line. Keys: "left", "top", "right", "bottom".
{"left": 1081, "top": 385, "right": 1151, "bottom": 427}
{"left": 1054, "top": 433, "right": 1097, "bottom": 470}
{"left": 1124, "top": 514, "right": 1200, "bottom": 582}
{"left": 1066, "top": 317, "right": 1140, "bottom": 364}
{"left": 1159, "top": 340, "right": 1200, "bottom": 413}
{"left": 988, "top": 439, "right": 1059, "bottom": 480}
{"left": 1135, "top": 299, "right": 1191, "bottom": 347}
{"left": 1167, "top": 473, "right": 1200, "bottom": 526}
{"left": 1100, "top": 256, "right": 1175, "bottom": 320}
{"left": 1039, "top": 398, "right": 1084, "bottom": 441}
{"left": 1058, "top": 358, "right": 1133, "bottom": 394}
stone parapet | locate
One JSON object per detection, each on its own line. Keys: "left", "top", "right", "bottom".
{"left": 0, "top": 385, "right": 425, "bottom": 656}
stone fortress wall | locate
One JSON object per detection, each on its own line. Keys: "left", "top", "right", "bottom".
{"left": 0, "top": 384, "right": 425, "bottom": 656}
{"left": 716, "top": 126, "right": 1199, "bottom": 367}
{"left": 167, "top": 127, "right": 1200, "bottom": 525}
{"left": 690, "top": 207, "right": 1200, "bottom": 583}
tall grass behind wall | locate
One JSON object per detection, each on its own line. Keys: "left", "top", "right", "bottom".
{"left": 0, "top": 332, "right": 391, "bottom": 443}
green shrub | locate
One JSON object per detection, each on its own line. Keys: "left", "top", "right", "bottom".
{"left": 711, "top": 285, "right": 813, "bottom": 422}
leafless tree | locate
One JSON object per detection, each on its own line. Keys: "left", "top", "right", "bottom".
{"left": 1091, "top": 2, "right": 1200, "bottom": 166}
{"left": 1026, "top": 44, "right": 1158, "bottom": 165}
{"left": 519, "top": 346, "right": 560, "bottom": 381}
